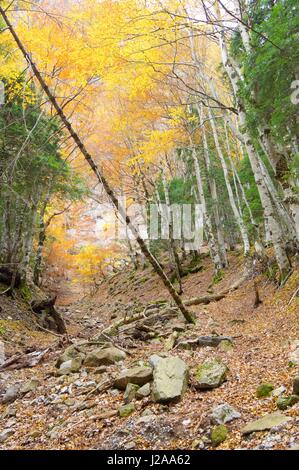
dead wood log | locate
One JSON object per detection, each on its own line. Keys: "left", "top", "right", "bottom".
{"left": 0, "top": 348, "right": 49, "bottom": 371}
{"left": 176, "top": 335, "right": 233, "bottom": 349}
{"left": 97, "top": 305, "right": 178, "bottom": 338}
{"left": 184, "top": 272, "right": 248, "bottom": 307}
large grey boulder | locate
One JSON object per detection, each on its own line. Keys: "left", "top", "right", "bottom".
{"left": 84, "top": 347, "right": 126, "bottom": 367}
{"left": 114, "top": 366, "right": 153, "bottom": 390}
{"left": 195, "top": 359, "right": 228, "bottom": 389}
{"left": 211, "top": 403, "right": 241, "bottom": 424}
{"left": 241, "top": 412, "right": 292, "bottom": 435}
{"left": 152, "top": 356, "right": 189, "bottom": 403}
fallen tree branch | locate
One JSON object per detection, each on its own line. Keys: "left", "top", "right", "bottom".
{"left": 184, "top": 272, "right": 248, "bottom": 306}
{"left": 96, "top": 305, "right": 177, "bottom": 338}
{"left": 0, "top": 348, "right": 49, "bottom": 371}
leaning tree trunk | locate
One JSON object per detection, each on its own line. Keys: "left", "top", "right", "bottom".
{"left": 0, "top": 7, "right": 195, "bottom": 324}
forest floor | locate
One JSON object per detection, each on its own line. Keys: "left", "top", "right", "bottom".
{"left": 0, "top": 253, "right": 298, "bottom": 450}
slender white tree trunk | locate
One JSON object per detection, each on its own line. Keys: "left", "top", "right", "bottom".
{"left": 207, "top": 107, "right": 250, "bottom": 255}
{"left": 190, "top": 142, "right": 223, "bottom": 272}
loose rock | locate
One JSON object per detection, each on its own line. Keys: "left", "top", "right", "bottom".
{"left": 256, "top": 383, "right": 274, "bottom": 398}
{"left": 211, "top": 424, "right": 228, "bottom": 447}
{"left": 292, "top": 376, "right": 299, "bottom": 395}
{"left": 0, "top": 428, "right": 14, "bottom": 444}
{"left": 114, "top": 366, "right": 153, "bottom": 390}
{"left": 195, "top": 359, "right": 228, "bottom": 389}
{"left": 136, "top": 383, "right": 151, "bottom": 399}
{"left": 1, "top": 385, "right": 19, "bottom": 404}
{"left": 276, "top": 395, "right": 299, "bottom": 410}
{"left": 20, "top": 378, "right": 41, "bottom": 395}
{"left": 211, "top": 403, "right": 241, "bottom": 424}
{"left": 152, "top": 356, "right": 189, "bottom": 403}
{"left": 119, "top": 403, "right": 135, "bottom": 417}
{"left": 84, "top": 347, "right": 126, "bottom": 367}
{"left": 124, "top": 383, "right": 139, "bottom": 403}
{"left": 241, "top": 412, "right": 292, "bottom": 434}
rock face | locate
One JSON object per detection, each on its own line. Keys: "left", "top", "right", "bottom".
{"left": 152, "top": 357, "right": 189, "bottom": 403}
{"left": 114, "top": 366, "right": 153, "bottom": 390}
{"left": 84, "top": 347, "right": 126, "bottom": 367}
{"left": 195, "top": 359, "right": 228, "bottom": 389}
{"left": 211, "top": 403, "right": 241, "bottom": 424}
{"left": 241, "top": 412, "right": 292, "bottom": 434}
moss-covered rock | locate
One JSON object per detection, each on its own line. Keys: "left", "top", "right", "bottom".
{"left": 256, "top": 383, "right": 274, "bottom": 398}
{"left": 276, "top": 394, "right": 299, "bottom": 410}
{"left": 124, "top": 383, "right": 139, "bottom": 404}
{"left": 211, "top": 425, "right": 228, "bottom": 447}
{"left": 195, "top": 359, "right": 228, "bottom": 389}
{"left": 119, "top": 403, "right": 135, "bottom": 417}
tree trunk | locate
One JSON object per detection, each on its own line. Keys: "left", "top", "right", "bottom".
{"left": 207, "top": 107, "right": 250, "bottom": 256}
